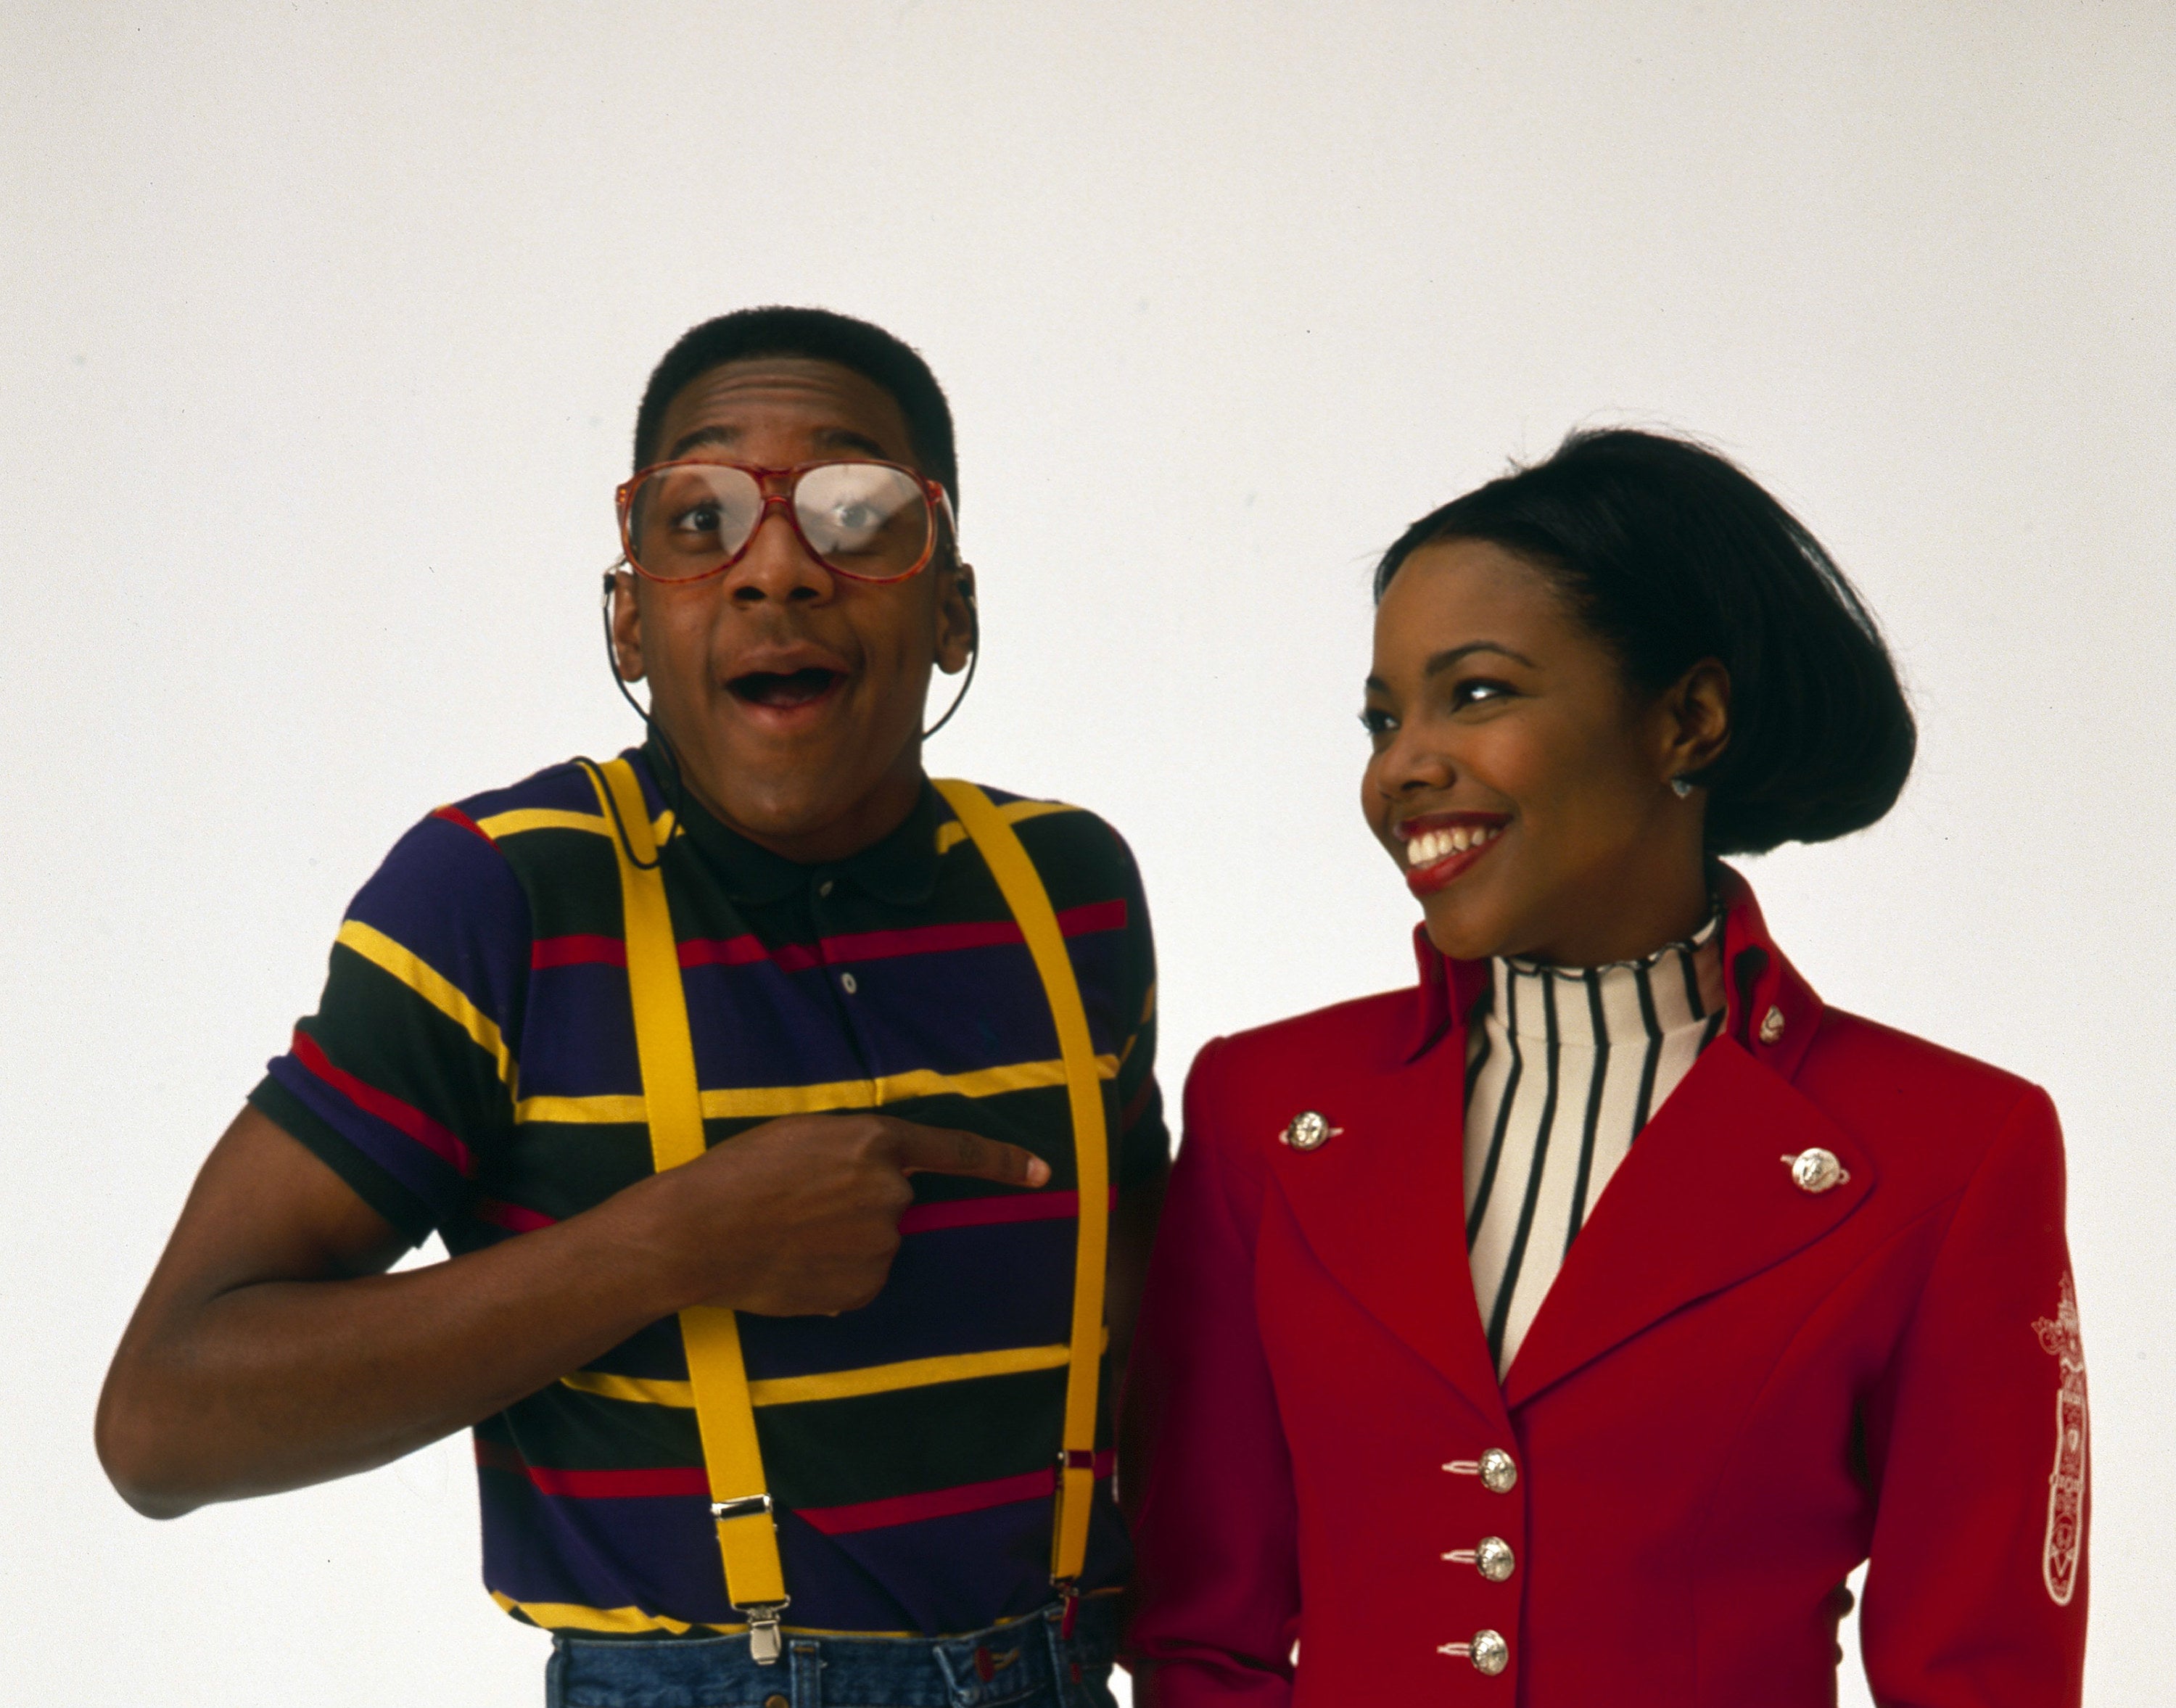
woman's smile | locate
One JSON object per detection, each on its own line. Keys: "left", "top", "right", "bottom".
{"left": 1393, "top": 811, "right": 1509, "bottom": 895}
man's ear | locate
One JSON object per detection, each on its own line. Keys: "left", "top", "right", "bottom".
{"left": 935, "top": 561, "right": 976, "bottom": 677}
{"left": 609, "top": 567, "right": 647, "bottom": 683}
{"left": 1661, "top": 657, "right": 1731, "bottom": 780}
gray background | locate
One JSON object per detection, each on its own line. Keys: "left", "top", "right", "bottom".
{"left": 3, "top": 3, "right": 2170, "bottom": 1701}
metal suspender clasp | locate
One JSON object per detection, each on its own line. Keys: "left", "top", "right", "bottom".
{"left": 1052, "top": 1450, "right": 1095, "bottom": 1638}
{"left": 739, "top": 1601, "right": 789, "bottom": 1665}
{"left": 712, "top": 1497, "right": 788, "bottom": 1664}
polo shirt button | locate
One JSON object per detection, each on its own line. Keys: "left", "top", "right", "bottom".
{"left": 840, "top": 973, "right": 859, "bottom": 995}
{"left": 817, "top": 879, "right": 836, "bottom": 897}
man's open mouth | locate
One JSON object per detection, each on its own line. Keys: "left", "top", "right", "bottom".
{"left": 728, "top": 668, "right": 844, "bottom": 709}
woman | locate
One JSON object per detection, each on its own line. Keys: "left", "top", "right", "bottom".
{"left": 1121, "top": 430, "right": 2088, "bottom": 1706}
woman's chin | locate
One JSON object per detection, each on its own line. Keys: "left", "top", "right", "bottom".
{"left": 1417, "top": 896, "right": 1511, "bottom": 964}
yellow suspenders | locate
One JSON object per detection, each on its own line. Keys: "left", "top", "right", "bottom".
{"left": 582, "top": 759, "right": 1110, "bottom": 1661}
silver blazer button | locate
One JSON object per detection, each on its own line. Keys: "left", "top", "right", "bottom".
{"left": 1478, "top": 1447, "right": 1517, "bottom": 1493}
{"left": 1446, "top": 1536, "right": 1517, "bottom": 1580}
{"left": 1785, "top": 1148, "right": 1848, "bottom": 1194}
{"left": 1280, "top": 1110, "right": 1335, "bottom": 1150}
{"left": 1438, "top": 1629, "right": 1510, "bottom": 1674}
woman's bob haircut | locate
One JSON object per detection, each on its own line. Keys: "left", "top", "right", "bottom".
{"left": 1374, "top": 428, "right": 1916, "bottom": 857}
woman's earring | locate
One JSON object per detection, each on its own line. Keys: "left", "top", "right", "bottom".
{"left": 1670, "top": 775, "right": 1694, "bottom": 798}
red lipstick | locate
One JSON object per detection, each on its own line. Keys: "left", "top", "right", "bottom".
{"left": 1395, "top": 811, "right": 1509, "bottom": 897}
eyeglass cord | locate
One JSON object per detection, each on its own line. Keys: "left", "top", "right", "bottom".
{"left": 595, "top": 566, "right": 979, "bottom": 872}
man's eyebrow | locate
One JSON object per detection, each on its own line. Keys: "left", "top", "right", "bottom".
{"left": 664, "top": 424, "right": 739, "bottom": 460}
{"left": 1423, "top": 641, "right": 1538, "bottom": 674}
{"left": 661, "top": 424, "right": 896, "bottom": 463}
{"left": 812, "top": 426, "right": 892, "bottom": 459}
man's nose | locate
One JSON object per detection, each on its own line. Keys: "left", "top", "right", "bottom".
{"left": 725, "top": 502, "right": 833, "bottom": 604}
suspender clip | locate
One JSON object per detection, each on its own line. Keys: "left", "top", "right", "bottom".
{"left": 740, "top": 1600, "right": 789, "bottom": 1665}
{"left": 1058, "top": 1448, "right": 1097, "bottom": 1472}
{"left": 712, "top": 1494, "right": 774, "bottom": 1522}
{"left": 1053, "top": 1576, "right": 1081, "bottom": 1640}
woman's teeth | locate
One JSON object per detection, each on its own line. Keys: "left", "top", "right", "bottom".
{"left": 1404, "top": 824, "right": 1501, "bottom": 867}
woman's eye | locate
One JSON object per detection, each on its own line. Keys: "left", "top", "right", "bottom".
{"left": 1359, "top": 707, "right": 1398, "bottom": 737}
{"left": 1451, "top": 679, "right": 1513, "bottom": 709}
{"left": 670, "top": 504, "right": 720, "bottom": 535}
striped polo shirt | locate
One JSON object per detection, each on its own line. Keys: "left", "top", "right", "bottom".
{"left": 249, "top": 742, "right": 1167, "bottom": 1641}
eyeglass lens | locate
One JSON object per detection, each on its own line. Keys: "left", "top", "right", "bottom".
{"left": 625, "top": 463, "right": 933, "bottom": 581}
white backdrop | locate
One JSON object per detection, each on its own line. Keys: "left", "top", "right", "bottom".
{"left": 4, "top": 4, "right": 2171, "bottom": 1702}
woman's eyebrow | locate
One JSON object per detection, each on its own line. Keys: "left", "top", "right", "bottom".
{"left": 1424, "top": 641, "right": 1538, "bottom": 675}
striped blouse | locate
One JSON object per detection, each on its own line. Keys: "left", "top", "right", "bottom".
{"left": 1464, "top": 915, "right": 1725, "bottom": 1375}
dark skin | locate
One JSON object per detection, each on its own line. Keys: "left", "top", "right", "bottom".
{"left": 98, "top": 357, "right": 1169, "bottom": 1518}
{"left": 1360, "top": 539, "right": 1731, "bottom": 965}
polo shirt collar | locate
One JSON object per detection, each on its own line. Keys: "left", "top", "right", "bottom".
{"left": 639, "top": 738, "right": 943, "bottom": 908}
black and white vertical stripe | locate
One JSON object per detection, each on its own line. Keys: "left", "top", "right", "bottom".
{"left": 1464, "top": 915, "right": 1726, "bottom": 1376}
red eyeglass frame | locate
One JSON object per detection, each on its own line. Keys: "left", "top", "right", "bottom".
{"left": 614, "top": 457, "right": 956, "bottom": 586}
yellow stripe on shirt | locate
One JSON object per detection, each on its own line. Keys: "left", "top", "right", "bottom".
{"left": 561, "top": 1336, "right": 1105, "bottom": 1411}
{"left": 335, "top": 919, "right": 516, "bottom": 1088}
{"left": 474, "top": 806, "right": 677, "bottom": 843}
{"left": 514, "top": 1053, "right": 1118, "bottom": 1126}
{"left": 934, "top": 799, "right": 1079, "bottom": 856}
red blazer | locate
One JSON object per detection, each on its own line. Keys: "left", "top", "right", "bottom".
{"left": 1124, "top": 875, "right": 2088, "bottom": 1707}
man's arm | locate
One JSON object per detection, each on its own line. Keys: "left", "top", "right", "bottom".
{"left": 97, "top": 1104, "right": 1047, "bottom": 1519}
{"left": 1107, "top": 1153, "right": 1170, "bottom": 1386}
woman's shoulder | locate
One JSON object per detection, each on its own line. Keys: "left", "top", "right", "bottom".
{"left": 1805, "top": 1004, "right": 2038, "bottom": 1106}
{"left": 1183, "top": 986, "right": 1435, "bottom": 1144}
{"left": 1798, "top": 1005, "right": 2062, "bottom": 1186}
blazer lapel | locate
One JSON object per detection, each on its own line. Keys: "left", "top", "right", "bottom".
{"left": 1501, "top": 1034, "right": 1876, "bottom": 1409}
{"left": 1266, "top": 1020, "right": 1507, "bottom": 1425}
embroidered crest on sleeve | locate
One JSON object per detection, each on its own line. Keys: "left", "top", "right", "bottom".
{"left": 2031, "top": 1274, "right": 2088, "bottom": 1607}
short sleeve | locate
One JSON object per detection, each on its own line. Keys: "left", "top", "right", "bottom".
{"left": 250, "top": 807, "right": 531, "bottom": 1245}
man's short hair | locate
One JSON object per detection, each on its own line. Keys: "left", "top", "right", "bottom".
{"left": 633, "top": 306, "right": 960, "bottom": 506}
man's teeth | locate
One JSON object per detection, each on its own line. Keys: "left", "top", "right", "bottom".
{"left": 1405, "top": 824, "right": 1501, "bottom": 867}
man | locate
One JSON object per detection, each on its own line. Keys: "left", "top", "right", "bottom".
{"left": 99, "top": 307, "right": 1168, "bottom": 1707}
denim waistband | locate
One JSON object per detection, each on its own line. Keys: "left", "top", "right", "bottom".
{"left": 547, "top": 1596, "right": 1119, "bottom": 1708}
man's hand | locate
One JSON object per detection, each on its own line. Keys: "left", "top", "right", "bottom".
{"left": 640, "top": 1113, "right": 1050, "bottom": 1316}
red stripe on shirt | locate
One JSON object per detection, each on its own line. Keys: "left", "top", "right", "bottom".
{"left": 432, "top": 804, "right": 498, "bottom": 847}
{"left": 474, "top": 1440, "right": 706, "bottom": 1499}
{"left": 677, "top": 934, "right": 817, "bottom": 973}
{"left": 672, "top": 901, "right": 1128, "bottom": 978}
{"left": 290, "top": 1028, "right": 473, "bottom": 1177}
{"left": 532, "top": 935, "right": 627, "bottom": 969}
{"left": 794, "top": 1451, "right": 1116, "bottom": 1536}
{"left": 897, "top": 1187, "right": 1116, "bottom": 1236}
{"left": 821, "top": 901, "right": 1127, "bottom": 967}
{"left": 474, "top": 1197, "right": 557, "bottom": 1233}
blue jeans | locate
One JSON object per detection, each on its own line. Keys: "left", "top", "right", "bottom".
{"left": 546, "top": 1598, "right": 1120, "bottom": 1708}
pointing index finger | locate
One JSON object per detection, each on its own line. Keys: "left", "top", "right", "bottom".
{"left": 887, "top": 1123, "right": 1051, "bottom": 1188}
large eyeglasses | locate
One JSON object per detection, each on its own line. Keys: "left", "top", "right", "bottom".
{"left": 616, "top": 458, "right": 952, "bottom": 585}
